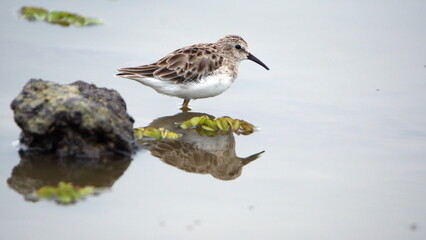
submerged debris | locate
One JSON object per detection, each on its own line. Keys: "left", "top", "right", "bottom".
{"left": 20, "top": 6, "right": 102, "bottom": 27}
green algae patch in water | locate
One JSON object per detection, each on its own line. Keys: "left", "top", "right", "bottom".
{"left": 37, "top": 182, "right": 97, "bottom": 204}
{"left": 134, "top": 116, "right": 255, "bottom": 140}
{"left": 134, "top": 127, "right": 181, "bottom": 141}
{"left": 179, "top": 116, "right": 255, "bottom": 137}
{"left": 20, "top": 7, "right": 103, "bottom": 27}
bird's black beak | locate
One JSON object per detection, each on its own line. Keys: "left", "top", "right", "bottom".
{"left": 247, "top": 53, "right": 269, "bottom": 70}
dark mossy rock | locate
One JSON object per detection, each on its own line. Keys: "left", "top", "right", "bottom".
{"left": 11, "top": 79, "right": 135, "bottom": 158}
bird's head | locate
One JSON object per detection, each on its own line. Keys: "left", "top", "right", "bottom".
{"left": 217, "top": 35, "right": 269, "bottom": 70}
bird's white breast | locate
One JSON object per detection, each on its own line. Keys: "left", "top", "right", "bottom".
{"left": 134, "top": 72, "right": 236, "bottom": 99}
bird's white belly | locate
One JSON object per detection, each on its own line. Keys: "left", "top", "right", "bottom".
{"left": 136, "top": 73, "right": 235, "bottom": 99}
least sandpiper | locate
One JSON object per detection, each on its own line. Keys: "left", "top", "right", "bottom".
{"left": 117, "top": 35, "right": 269, "bottom": 110}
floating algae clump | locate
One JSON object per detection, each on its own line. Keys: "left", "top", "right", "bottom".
{"left": 134, "top": 116, "right": 255, "bottom": 140}
{"left": 134, "top": 127, "right": 180, "bottom": 141}
{"left": 20, "top": 6, "right": 102, "bottom": 27}
{"left": 179, "top": 115, "right": 255, "bottom": 137}
{"left": 37, "top": 182, "right": 97, "bottom": 204}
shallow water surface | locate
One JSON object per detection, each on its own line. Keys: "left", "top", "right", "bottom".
{"left": 1, "top": 0, "right": 426, "bottom": 239}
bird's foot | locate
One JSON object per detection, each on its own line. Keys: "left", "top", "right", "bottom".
{"left": 180, "top": 105, "right": 191, "bottom": 112}
{"left": 180, "top": 99, "right": 191, "bottom": 112}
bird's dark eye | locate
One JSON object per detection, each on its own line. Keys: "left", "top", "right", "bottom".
{"left": 235, "top": 44, "right": 241, "bottom": 50}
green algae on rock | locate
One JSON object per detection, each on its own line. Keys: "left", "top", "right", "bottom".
{"left": 11, "top": 79, "right": 135, "bottom": 158}
{"left": 20, "top": 6, "right": 102, "bottom": 27}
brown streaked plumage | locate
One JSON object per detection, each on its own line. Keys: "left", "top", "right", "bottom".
{"left": 118, "top": 45, "right": 225, "bottom": 83}
{"left": 117, "top": 35, "right": 269, "bottom": 111}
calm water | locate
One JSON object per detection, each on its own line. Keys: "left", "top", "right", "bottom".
{"left": 1, "top": 0, "right": 426, "bottom": 239}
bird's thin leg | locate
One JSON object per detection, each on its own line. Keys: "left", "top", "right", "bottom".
{"left": 180, "top": 99, "right": 191, "bottom": 112}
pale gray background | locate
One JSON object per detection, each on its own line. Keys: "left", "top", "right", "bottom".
{"left": 1, "top": 0, "right": 425, "bottom": 239}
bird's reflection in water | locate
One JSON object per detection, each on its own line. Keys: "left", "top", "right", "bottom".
{"left": 7, "top": 152, "right": 131, "bottom": 202}
{"left": 140, "top": 112, "right": 264, "bottom": 181}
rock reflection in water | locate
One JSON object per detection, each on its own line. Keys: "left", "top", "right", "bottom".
{"left": 140, "top": 112, "right": 264, "bottom": 180}
{"left": 7, "top": 152, "right": 131, "bottom": 202}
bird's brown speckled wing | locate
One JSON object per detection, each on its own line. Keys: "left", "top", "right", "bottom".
{"left": 147, "top": 141, "right": 217, "bottom": 174}
{"left": 117, "top": 44, "right": 224, "bottom": 83}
